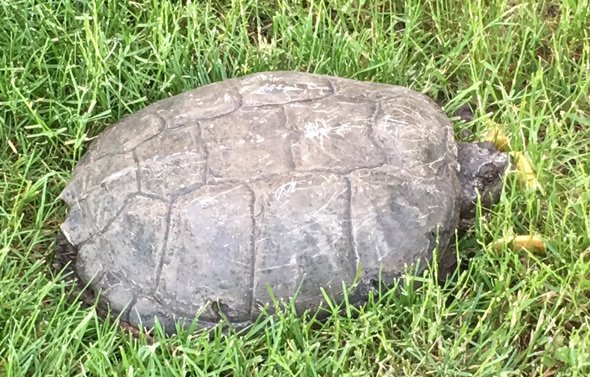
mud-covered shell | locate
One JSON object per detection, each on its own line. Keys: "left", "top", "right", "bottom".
{"left": 58, "top": 71, "right": 460, "bottom": 332}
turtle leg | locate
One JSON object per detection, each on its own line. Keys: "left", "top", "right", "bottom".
{"left": 52, "top": 230, "right": 152, "bottom": 341}
{"left": 437, "top": 247, "right": 459, "bottom": 283}
{"left": 52, "top": 230, "right": 105, "bottom": 316}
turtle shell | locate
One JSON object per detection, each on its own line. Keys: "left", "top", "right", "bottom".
{"left": 57, "top": 71, "right": 460, "bottom": 332}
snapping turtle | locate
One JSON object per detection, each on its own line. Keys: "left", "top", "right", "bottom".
{"left": 54, "top": 71, "right": 508, "bottom": 333}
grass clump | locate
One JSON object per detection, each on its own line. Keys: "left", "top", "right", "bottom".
{"left": 1, "top": 0, "right": 589, "bottom": 375}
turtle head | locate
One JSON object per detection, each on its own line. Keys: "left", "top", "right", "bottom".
{"left": 456, "top": 141, "right": 509, "bottom": 231}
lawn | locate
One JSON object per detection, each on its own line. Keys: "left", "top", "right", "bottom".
{"left": 1, "top": 0, "right": 589, "bottom": 375}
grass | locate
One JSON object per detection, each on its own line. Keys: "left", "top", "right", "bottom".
{"left": 0, "top": 0, "right": 589, "bottom": 375}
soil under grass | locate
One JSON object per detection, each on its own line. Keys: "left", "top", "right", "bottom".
{"left": 1, "top": 0, "right": 589, "bottom": 376}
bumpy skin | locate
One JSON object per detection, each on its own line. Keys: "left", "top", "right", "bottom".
{"left": 456, "top": 142, "right": 509, "bottom": 231}
{"left": 57, "top": 71, "right": 465, "bottom": 333}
